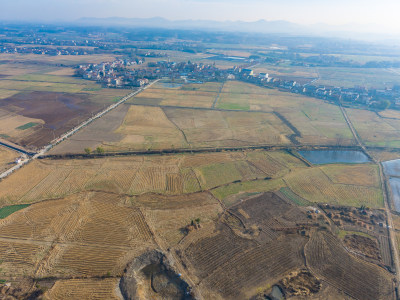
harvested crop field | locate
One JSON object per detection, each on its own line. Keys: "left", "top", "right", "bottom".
{"left": 0, "top": 89, "right": 130, "bottom": 148}
{"left": 305, "top": 230, "right": 393, "bottom": 300}
{"left": 0, "top": 146, "right": 19, "bottom": 173}
{"left": 180, "top": 193, "right": 310, "bottom": 299}
{"left": 217, "top": 81, "right": 355, "bottom": 145}
{"left": 0, "top": 191, "right": 155, "bottom": 278}
{"left": 347, "top": 107, "right": 400, "bottom": 148}
{"left": 0, "top": 150, "right": 305, "bottom": 204}
{"left": 284, "top": 165, "right": 383, "bottom": 208}
{"left": 212, "top": 159, "right": 383, "bottom": 208}
{"left": 49, "top": 104, "right": 293, "bottom": 153}
{"left": 44, "top": 278, "right": 121, "bottom": 300}
{"left": 0, "top": 60, "right": 131, "bottom": 149}
{"left": 127, "top": 81, "right": 222, "bottom": 108}
{"left": 0, "top": 151, "right": 383, "bottom": 210}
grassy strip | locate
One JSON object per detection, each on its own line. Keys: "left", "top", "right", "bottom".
{"left": 16, "top": 122, "right": 39, "bottom": 130}
{"left": 217, "top": 102, "right": 250, "bottom": 111}
{"left": 211, "top": 178, "right": 284, "bottom": 200}
{"left": 0, "top": 204, "right": 30, "bottom": 219}
{"left": 337, "top": 230, "right": 375, "bottom": 240}
{"left": 279, "top": 187, "right": 311, "bottom": 206}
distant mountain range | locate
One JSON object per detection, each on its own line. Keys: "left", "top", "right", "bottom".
{"left": 76, "top": 17, "right": 393, "bottom": 41}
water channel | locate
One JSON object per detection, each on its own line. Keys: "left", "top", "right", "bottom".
{"left": 298, "top": 150, "right": 370, "bottom": 165}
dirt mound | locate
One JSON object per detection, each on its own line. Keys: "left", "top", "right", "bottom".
{"left": 120, "top": 250, "right": 193, "bottom": 300}
{"left": 0, "top": 280, "right": 44, "bottom": 300}
{"left": 343, "top": 234, "right": 381, "bottom": 260}
{"left": 279, "top": 269, "right": 321, "bottom": 297}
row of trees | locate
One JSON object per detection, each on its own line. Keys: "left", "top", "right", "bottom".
{"left": 84, "top": 147, "right": 104, "bottom": 155}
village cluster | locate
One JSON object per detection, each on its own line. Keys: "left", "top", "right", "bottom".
{"left": 77, "top": 56, "right": 400, "bottom": 110}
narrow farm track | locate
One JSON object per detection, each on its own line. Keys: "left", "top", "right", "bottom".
{"left": 211, "top": 81, "right": 225, "bottom": 108}
{"left": 0, "top": 80, "right": 160, "bottom": 180}
{"left": 339, "top": 103, "right": 400, "bottom": 295}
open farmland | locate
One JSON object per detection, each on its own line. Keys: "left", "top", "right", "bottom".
{"left": 44, "top": 278, "right": 121, "bottom": 300}
{"left": 0, "top": 150, "right": 384, "bottom": 211}
{"left": 251, "top": 64, "right": 318, "bottom": 82}
{"left": 127, "top": 81, "right": 222, "bottom": 108}
{"left": 217, "top": 81, "right": 355, "bottom": 145}
{"left": 347, "top": 107, "right": 400, "bottom": 148}
{"left": 0, "top": 40, "right": 398, "bottom": 299}
{"left": 0, "top": 53, "right": 118, "bottom": 66}
{"left": 0, "top": 146, "right": 19, "bottom": 173}
{"left": 315, "top": 67, "right": 400, "bottom": 88}
{"left": 305, "top": 230, "right": 393, "bottom": 300}
{"left": 211, "top": 158, "right": 383, "bottom": 208}
{"left": 284, "top": 165, "right": 383, "bottom": 208}
{"left": 0, "top": 61, "right": 131, "bottom": 149}
{"left": 0, "top": 191, "right": 156, "bottom": 279}
{"left": 49, "top": 80, "right": 355, "bottom": 154}
{"left": 0, "top": 149, "right": 393, "bottom": 298}
{"left": 0, "top": 150, "right": 305, "bottom": 205}
{"left": 49, "top": 104, "right": 293, "bottom": 154}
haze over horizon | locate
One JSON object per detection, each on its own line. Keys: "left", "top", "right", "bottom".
{"left": 2, "top": 0, "right": 400, "bottom": 34}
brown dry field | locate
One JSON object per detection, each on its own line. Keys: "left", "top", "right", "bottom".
{"left": 0, "top": 150, "right": 394, "bottom": 299}
{"left": 0, "top": 185, "right": 391, "bottom": 299}
{"left": 0, "top": 151, "right": 384, "bottom": 209}
{"left": 50, "top": 80, "right": 356, "bottom": 155}
{"left": 127, "top": 81, "right": 221, "bottom": 108}
{"left": 0, "top": 89, "right": 131, "bottom": 149}
{"left": 0, "top": 150, "right": 302, "bottom": 205}
{"left": 347, "top": 107, "right": 400, "bottom": 148}
{"left": 43, "top": 278, "right": 121, "bottom": 300}
{"left": 0, "top": 53, "right": 118, "bottom": 66}
{"left": 0, "top": 146, "right": 19, "bottom": 173}
{"left": 305, "top": 230, "right": 393, "bottom": 300}
{"left": 0, "top": 59, "right": 131, "bottom": 149}
{"left": 370, "top": 150, "right": 400, "bottom": 162}
{"left": 251, "top": 64, "right": 318, "bottom": 78}
{"left": 0, "top": 91, "right": 102, "bottom": 148}
{"left": 49, "top": 104, "right": 293, "bottom": 154}
{"left": 218, "top": 81, "right": 355, "bottom": 145}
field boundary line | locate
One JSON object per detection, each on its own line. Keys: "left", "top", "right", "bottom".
{"left": 161, "top": 107, "right": 191, "bottom": 146}
{"left": 211, "top": 81, "right": 225, "bottom": 108}
{"left": 0, "top": 80, "right": 159, "bottom": 181}
{"left": 340, "top": 101, "right": 400, "bottom": 293}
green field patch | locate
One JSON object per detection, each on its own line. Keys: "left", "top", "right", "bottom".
{"left": 337, "top": 230, "right": 375, "bottom": 240}
{"left": 112, "top": 96, "right": 122, "bottom": 102}
{"left": 0, "top": 204, "right": 30, "bottom": 219}
{"left": 0, "top": 134, "right": 9, "bottom": 138}
{"left": 217, "top": 102, "right": 250, "bottom": 111}
{"left": 212, "top": 178, "right": 285, "bottom": 202}
{"left": 82, "top": 87, "right": 102, "bottom": 91}
{"left": 279, "top": 187, "right": 311, "bottom": 206}
{"left": 197, "top": 162, "right": 243, "bottom": 190}
{"left": 16, "top": 122, "right": 39, "bottom": 130}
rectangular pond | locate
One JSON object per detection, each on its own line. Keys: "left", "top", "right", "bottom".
{"left": 388, "top": 177, "right": 400, "bottom": 212}
{"left": 298, "top": 150, "right": 370, "bottom": 165}
{"left": 382, "top": 159, "right": 400, "bottom": 177}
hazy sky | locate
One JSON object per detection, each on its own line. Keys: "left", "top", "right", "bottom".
{"left": 2, "top": 0, "right": 400, "bottom": 31}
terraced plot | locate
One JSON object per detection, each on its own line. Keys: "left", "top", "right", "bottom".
{"left": 0, "top": 191, "right": 155, "bottom": 279}
{"left": 305, "top": 230, "right": 393, "bottom": 300}
{"left": 44, "top": 278, "right": 120, "bottom": 300}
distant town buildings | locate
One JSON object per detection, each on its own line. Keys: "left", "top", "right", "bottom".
{"left": 77, "top": 56, "right": 400, "bottom": 110}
